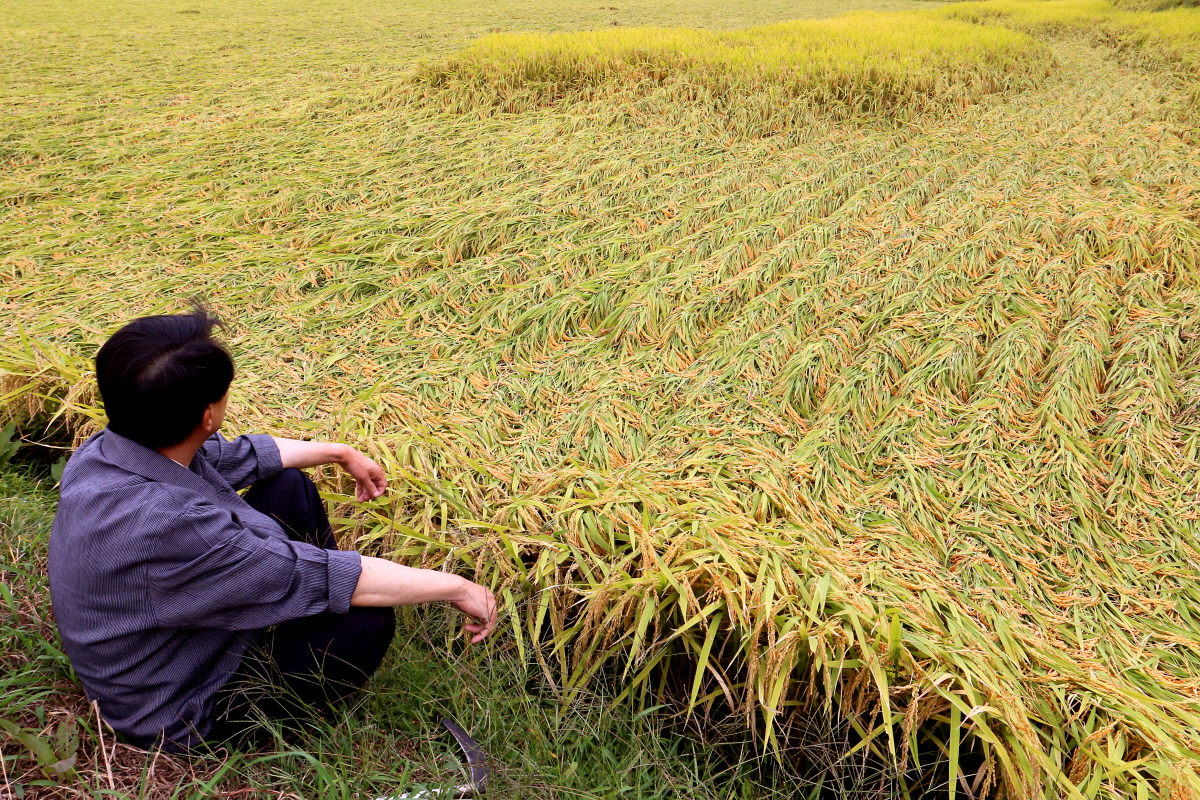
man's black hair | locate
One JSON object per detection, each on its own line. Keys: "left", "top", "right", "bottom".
{"left": 95, "top": 309, "right": 234, "bottom": 450}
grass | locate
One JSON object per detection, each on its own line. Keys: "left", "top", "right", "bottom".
{"left": 3, "top": 0, "right": 1200, "bottom": 797}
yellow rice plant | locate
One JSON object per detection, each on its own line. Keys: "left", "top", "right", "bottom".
{"left": 934, "top": 0, "right": 1200, "bottom": 112}
{"left": 0, "top": 333, "right": 99, "bottom": 435}
{"left": 412, "top": 13, "right": 1053, "bottom": 127}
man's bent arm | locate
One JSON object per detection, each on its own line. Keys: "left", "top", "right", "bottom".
{"left": 272, "top": 439, "right": 495, "bottom": 640}
{"left": 272, "top": 437, "right": 387, "bottom": 502}
{"left": 352, "top": 557, "right": 498, "bottom": 643}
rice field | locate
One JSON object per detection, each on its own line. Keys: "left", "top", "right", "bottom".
{"left": 4, "top": 0, "right": 1200, "bottom": 796}
{"left": 413, "top": 15, "right": 1052, "bottom": 124}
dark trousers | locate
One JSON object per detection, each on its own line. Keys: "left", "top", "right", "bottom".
{"left": 207, "top": 468, "right": 395, "bottom": 746}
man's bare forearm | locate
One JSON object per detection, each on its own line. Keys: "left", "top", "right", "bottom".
{"left": 271, "top": 437, "right": 387, "bottom": 502}
{"left": 351, "top": 557, "right": 466, "bottom": 606}
{"left": 351, "top": 557, "right": 498, "bottom": 642}
{"left": 273, "top": 437, "right": 351, "bottom": 469}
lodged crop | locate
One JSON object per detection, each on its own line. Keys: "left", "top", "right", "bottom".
{"left": 4, "top": 0, "right": 1200, "bottom": 796}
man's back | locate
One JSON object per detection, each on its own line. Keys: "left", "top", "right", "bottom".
{"left": 49, "top": 428, "right": 359, "bottom": 749}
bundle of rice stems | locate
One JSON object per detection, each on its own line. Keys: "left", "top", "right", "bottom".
{"left": 4, "top": 0, "right": 1200, "bottom": 796}
{"left": 0, "top": 335, "right": 98, "bottom": 435}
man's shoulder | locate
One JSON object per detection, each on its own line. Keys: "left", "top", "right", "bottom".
{"left": 53, "top": 429, "right": 253, "bottom": 553}
{"left": 60, "top": 432, "right": 152, "bottom": 500}
{"left": 60, "top": 430, "right": 119, "bottom": 485}
{"left": 61, "top": 430, "right": 181, "bottom": 494}
{"left": 55, "top": 472, "right": 185, "bottom": 541}
{"left": 56, "top": 433, "right": 194, "bottom": 529}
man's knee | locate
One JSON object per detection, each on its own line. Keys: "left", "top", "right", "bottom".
{"left": 258, "top": 467, "right": 314, "bottom": 496}
{"left": 349, "top": 606, "right": 397, "bottom": 649}
{"left": 243, "top": 467, "right": 333, "bottom": 547}
{"left": 244, "top": 467, "right": 319, "bottom": 512}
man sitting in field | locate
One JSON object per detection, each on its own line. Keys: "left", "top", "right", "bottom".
{"left": 48, "top": 309, "right": 497, "bottom": 752}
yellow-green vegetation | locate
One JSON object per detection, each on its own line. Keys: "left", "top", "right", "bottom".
{"left": 414, "top": 15, "right": 1051, "bottom": 123}
{"left": 4, "top": 0, "right": 1200, "bottom": 797}
{"left": 935, "top": 0, "right": 1200, "bottom": 105}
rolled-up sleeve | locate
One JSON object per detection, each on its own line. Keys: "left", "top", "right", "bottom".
{"left": 147, "top": 502, "right": 361, "bottom": 630}
{"left": 196, "top": 433, "right": 282, "bottom": 490}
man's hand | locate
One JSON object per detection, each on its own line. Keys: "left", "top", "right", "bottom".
{"left": 274, "top": 438, "right": 387, "bottom": 502}
{"left": 451, "top": 580, "right": 499, "bottom": 643}
{"left": 338, "top": 447, "right": 387, "bottom": 502}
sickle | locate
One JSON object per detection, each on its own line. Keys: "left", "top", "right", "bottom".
{"left": 376, "top": 716, "right": 490, "bottom": 800}
{"left": 440, "top": 716, "right": 490, "bottom": 794}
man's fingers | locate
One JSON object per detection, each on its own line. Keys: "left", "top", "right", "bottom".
{"left": 451, "top": 582, "right": 498, "bottom": 643}
{"left": 343, "top": 451, "right": 387, "bottom": 503}
{"left": 353, "top": 472, "right": 386, "bottom": 502}
{"left": 464, "top": 622, "right": 493, "bottom": 643}
{"left": 461, "top": 623, "right": 488, "bottom": 644}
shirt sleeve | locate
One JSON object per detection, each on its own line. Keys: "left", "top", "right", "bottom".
{"left": 146, "top": 500, "right": 362, "bottom": 630}
{"left": 196, "top": 433, "right": 283, "bottom": 490}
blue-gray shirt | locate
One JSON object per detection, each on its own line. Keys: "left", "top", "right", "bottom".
{"left": 48, "top": 429, "right": 362, "bottom": 749}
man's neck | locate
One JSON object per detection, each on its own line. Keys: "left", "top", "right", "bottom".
{"left": 156, "top": 429, "right": 211, "bottom": 469}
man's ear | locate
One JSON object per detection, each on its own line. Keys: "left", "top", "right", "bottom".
{"left": 200, "top": 404, "right": 216, "bottom": 435}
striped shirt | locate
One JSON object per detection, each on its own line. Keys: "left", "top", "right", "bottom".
{"left": 48, "top": 429, "right": 362, "bottom": 750}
